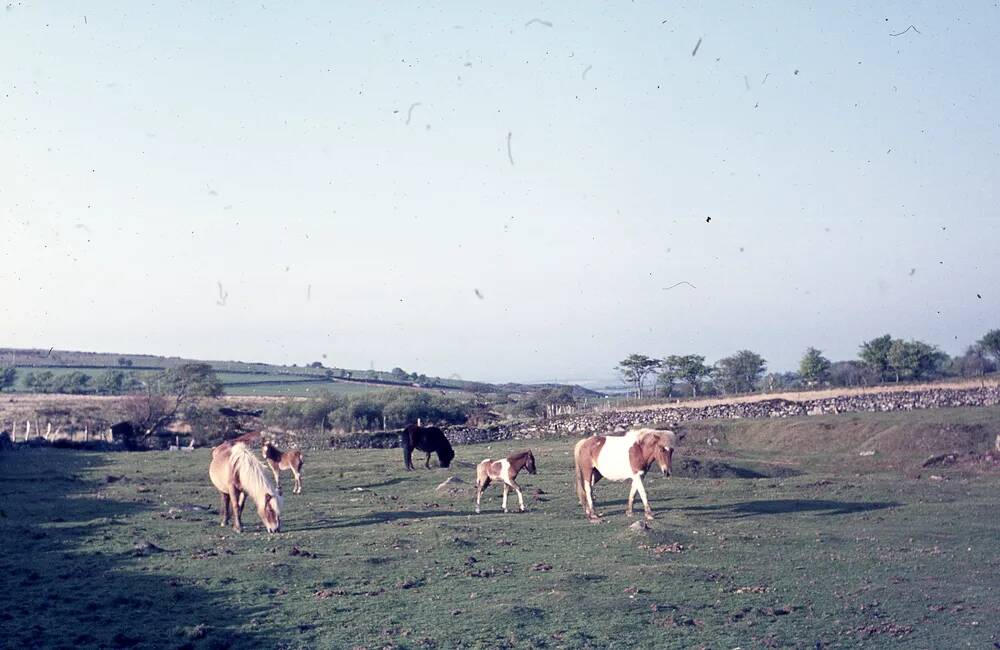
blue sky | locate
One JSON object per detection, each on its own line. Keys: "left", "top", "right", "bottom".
{"left": 2, "top": 2, "right": 998, "bottom": 384}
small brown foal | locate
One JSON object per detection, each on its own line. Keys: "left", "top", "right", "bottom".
{"left": 261, "top": 440, "right": 304, "bottom": 495}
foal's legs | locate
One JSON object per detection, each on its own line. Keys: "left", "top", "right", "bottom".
{"left": 219, "top": 493, "right": 230, "bottom": 527}
{"left": 269, "top": 463, "right": 282, "bottom": 494}
{"left": 501, "top": 483, "right": 510, "bottom": 513}
{"left": 475, "top": 477, "right": 491, "bottom": 514}
{"left": 291, "top": 464, "right": 302, "bottom": 494}
{"left": 505, "top": 479, "right": 526, "bottom": 512}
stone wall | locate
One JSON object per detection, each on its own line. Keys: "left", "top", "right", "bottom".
{"left": 327, "top": 385, "right": 1000, "bottom": 450}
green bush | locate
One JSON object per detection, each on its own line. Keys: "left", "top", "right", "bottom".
{"left": 265, "top": 389, "right": 469, "bottom": 432}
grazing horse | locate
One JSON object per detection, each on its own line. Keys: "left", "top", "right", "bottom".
{"left": 401, "top": 424, "right": 455, "bottom": 471}
{"left": 209, "top": 441, "right": 282, "bottom": 533}
{"left": 262, "top": 440, "right": 304, "bottom": 494}
{"left": 573, "top": 428, "right": 675, "bottom": 522}
{"left": 475, "top": 450, "right": 537, "bottom": 514}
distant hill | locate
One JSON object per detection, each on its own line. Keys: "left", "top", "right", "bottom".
{"left": 0, "top": 348, "right": 602, "bottom": 399}
{"left": 497, "top": 382, "right": 605, "bottom": 401}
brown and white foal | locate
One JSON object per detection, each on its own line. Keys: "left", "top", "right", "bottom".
{"left": 261, "top": 440, "right": 304, "bottom": 495}
{"left": 475, "top": 450, "right": 537, "bottom": 514}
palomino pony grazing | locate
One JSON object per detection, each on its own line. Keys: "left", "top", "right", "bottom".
{"left": 262, "top": 440, "right": 304, "bottom": 494}
{"left": 400, "top": 424, "right": 455, "bottom": 471}
{"left": 573, "top": 428, "right": 675, "bottom": 522}
{"left": 475, "top": 450, "right": 537, "bottom": 514}
{"left": 209, "top": 441, "right": 282, "bottom": 533}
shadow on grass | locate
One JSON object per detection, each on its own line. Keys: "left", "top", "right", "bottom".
{"left": 674, "top": 458, "right": 803, "bottom": 479}
{"left": 293, "top": 508, "right": 467, "bottom": 531}
{"left": 337, "top": 476, "right": 410, "bottom": 491}
{"left": 681, "top": 498, "right": 901, "bottom": 517}
{"left": 0, "top": 448, "right": 279, "bottom": 649}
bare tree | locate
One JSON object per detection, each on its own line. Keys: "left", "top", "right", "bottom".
{"left": 123, "top": 363, "right": 223, "bottom": 437}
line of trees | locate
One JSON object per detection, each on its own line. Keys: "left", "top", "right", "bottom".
{"left": 618, "top": 351, "right": 766, "bottom": 399}
{"left": 265, "top": 388, "right": 468, "bottom": 433}
{"left": 618, "top": 328, "right": 1000, "bottom": 398}
{"left": 10, "top": 369, "right": 146, "bottom": 395}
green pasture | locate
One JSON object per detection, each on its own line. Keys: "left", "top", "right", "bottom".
{"left": 1, "top": 411, "right": 998, "bottom": 648}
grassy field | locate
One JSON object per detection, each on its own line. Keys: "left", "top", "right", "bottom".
{"left": 6, "top": 366, "right": 473, "bottom": 399}
{"left": 2, "top": 347, "right": 501, "bottom": 397}
{"left": 214, "top": 373, "right": 377, "bottom": 398}
{"left": 1, "top": 411, "right": 998, "bottom": 649}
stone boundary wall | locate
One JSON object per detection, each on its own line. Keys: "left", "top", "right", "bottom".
{"left": 328, "top": 386, "right": 1000, "bottom": 450}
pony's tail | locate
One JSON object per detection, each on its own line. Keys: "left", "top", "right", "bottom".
{"left": 573, "top": 439, "right": 589, "bottom": 510}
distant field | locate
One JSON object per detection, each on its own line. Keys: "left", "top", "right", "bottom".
{"left": 2, "top": 407, "right": 997, "bottom": 648}
{"left": 222, "top": 378, "right": 383, "bottom": 397}
{"left": 4, "top": 366, "right": 474, "bottom": 399}
{"left": 1, "top": 347, "right": 503, "bottom": 396}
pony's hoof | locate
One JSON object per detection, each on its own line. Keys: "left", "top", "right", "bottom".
{"left": 626, "top": 511, "right": 634, "bottom": 517}
{"left": 520, "top": 507, "right": 527, "bottom": 512}
{"left": 644, "top": 513, "right": 655, "bottom": 522}
{"left": 475, "top": 508, "right": 481, "bottom": 514}
{"left": 502, "top": 508, "right": 509, "bottom": 514}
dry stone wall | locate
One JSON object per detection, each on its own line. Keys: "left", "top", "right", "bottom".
{"left": 328, "top": 385, "right": 1000, "bottom": 450}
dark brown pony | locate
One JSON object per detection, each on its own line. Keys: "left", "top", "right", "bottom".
{"left": 475, "top": 450, "right": 537, "bottom": 513}
{"left": 401, "top": 424, "right": 455, "bottom": 470}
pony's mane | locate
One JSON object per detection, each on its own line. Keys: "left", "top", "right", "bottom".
{"left": 229, "top": 443, "right": 281, "bottom": 512}
{"left": 625, "top": 428, "right": 655, "bottom": 441}
{"left": 508, "top": 450, "right": 533, "bottom": 464}
{"left": 631, "top": 428, "right": 676, "bottom": 448}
